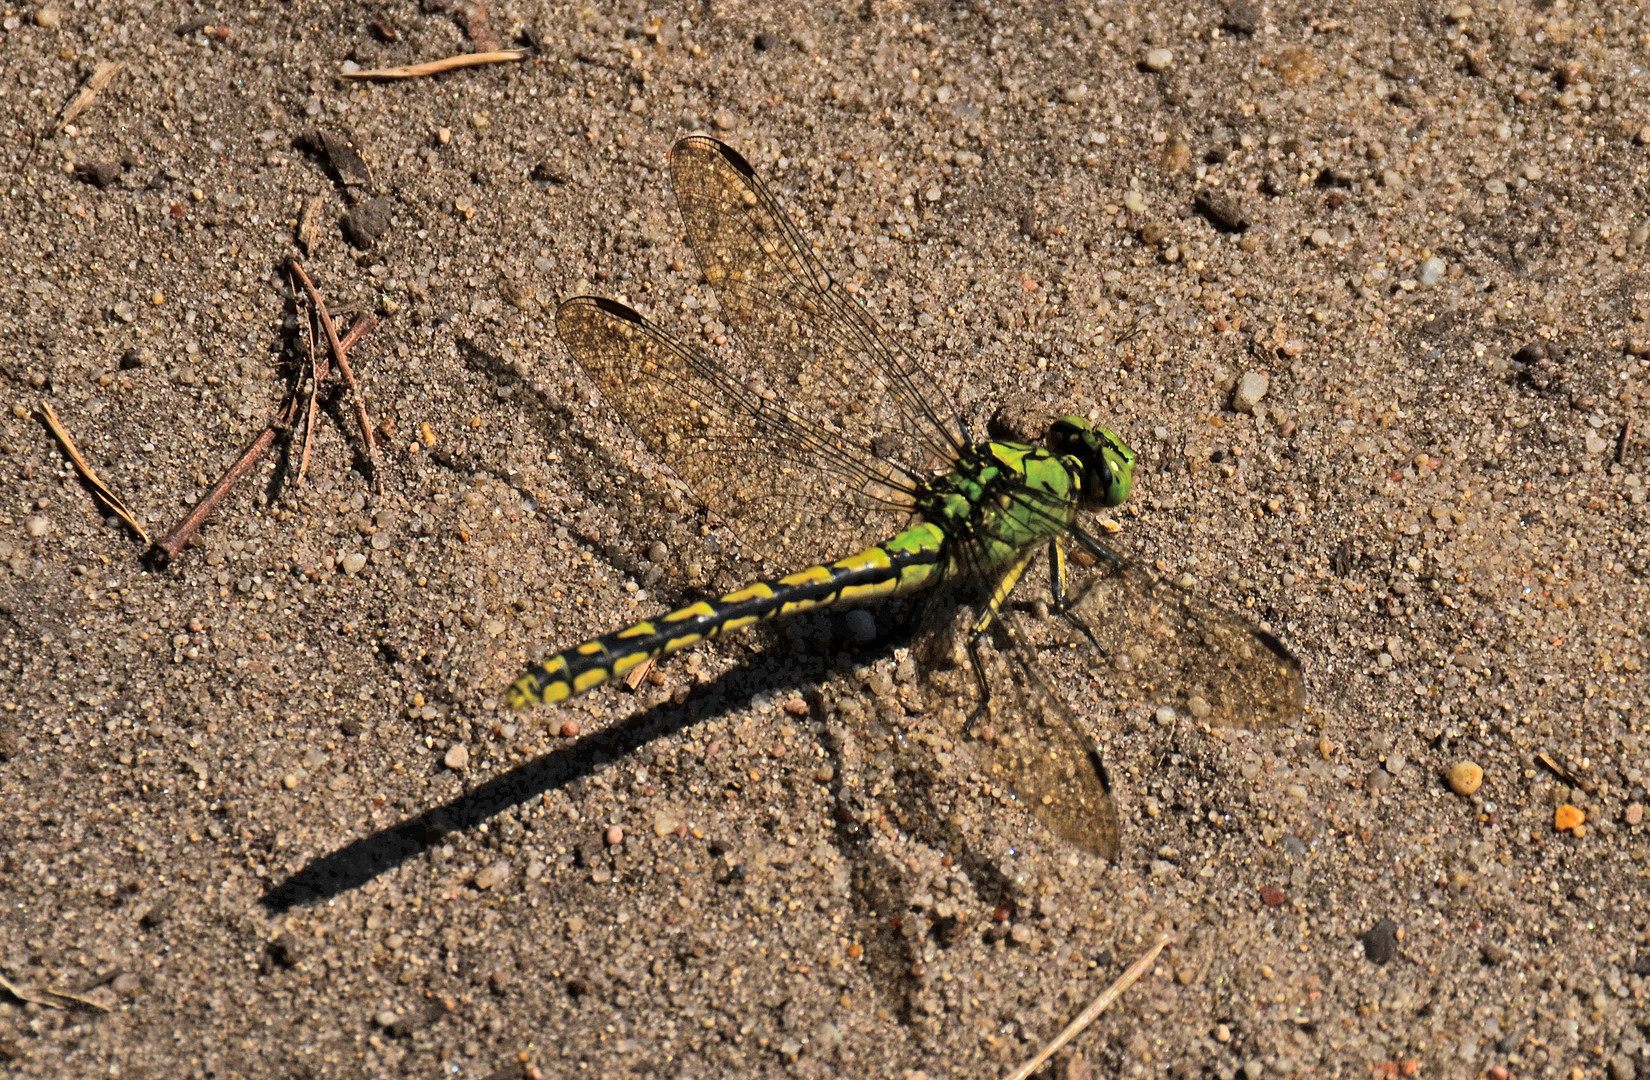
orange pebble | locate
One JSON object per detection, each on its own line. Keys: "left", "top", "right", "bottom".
{"left": 1553, "top": 804, "right": 1585, "bottom": 831}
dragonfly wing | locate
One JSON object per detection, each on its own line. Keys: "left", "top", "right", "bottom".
{"left": 976, "top": 607, "right": 1121, "bottom": 859}
{"left": 670, "top": 136, "right": 971, "bottom": 480}
{"left": 556, "top": 296, "right": 916, "bottom": 568}
{"left": 1065, "top": 526, "right": 1306, "bottom": 730}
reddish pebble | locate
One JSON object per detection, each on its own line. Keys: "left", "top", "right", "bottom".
{"left": 605, "top": 825, "right": 624, "bottom": 846}
{"left": 1626, "top": 802, "right": 1644, "bottom": 826}
{"left": 992, "top": 904, "right": 1013, "bottom": 923}
{"left": 1488, "top": 1067, "right": 1508, "bottom": 1080}
{"left": 1553, "top": 804, "right": 1585, "bottom": 831}
{"left": 1258, "top": 885, "right": 1287, "bottom": 907}
{"left": 559, "top": 719, "right": 581, "bottom": 738}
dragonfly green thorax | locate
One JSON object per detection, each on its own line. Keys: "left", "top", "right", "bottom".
{"left": 913, "top": 419, "right": 1136, "bottom": 575}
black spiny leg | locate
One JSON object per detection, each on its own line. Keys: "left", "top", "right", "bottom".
{"left": 1049, "top": 539, "right": 1101, "bottom": 649}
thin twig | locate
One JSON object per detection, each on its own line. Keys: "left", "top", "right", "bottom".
{"left": 1002, "top": 933, "right": 1171, "bottom": 1080}
{"left": 288, "top": 260, "right": 382, "bottom": 492}
{"left": 338, "top": 50, "right": 527, "bottom": 80}
{"left": 152, "top": 314, "right": 375, "bottom": 562}
{"left": 39, "top": 401, "right": 151, "bottom": 543}
{"left": 298, "top": 302, "right": 321, "bottom": 485}
{"left": 49, "top": 61, "right": 125, "bottom": 136}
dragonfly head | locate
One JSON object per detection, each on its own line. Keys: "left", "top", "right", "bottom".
{"left": 1048, "top": 416, "right": 1136, "bottom": 508}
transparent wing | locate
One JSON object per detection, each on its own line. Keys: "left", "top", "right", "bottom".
{"left": 556, "top": 296, "right": 920, "bottom": 568}
{"left": 1064, "top": 527, "right": 1306, "bottom": 730}
{"left": 975, "top": 607, "right": 1121, "bottom": 859}
{"left": 670, "top": 136, "right": 971, "bottom": 481}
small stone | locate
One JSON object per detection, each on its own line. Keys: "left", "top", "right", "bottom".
{"left": 1418, "top": 257, "right": 1446, "bottom": 286}
{"left": 444, "top": 743, "right": 469, "bottom": 771}
{"left": 713, "top": 110, "right": 736, "bottom": 131}
{"left": 1630, "top": 224, "right": 1650, "bottom": 248}
{"left": 1009, "top": 923, "right": 1034, "bottom": 945}
{"left": 374, "top": 1009, "right": 400, "bottom": 1029}
{"left": 1232, "top": 371, "right": 1270, "bottom": 414}
{"left": 474, "top": 859, "right": 511, "bottom": 889}
{"left": 559, "top": 719, "right": 581, "bottom": 738}
{"left": 1626, "top": 802, "right": 1644, "bottom": 826}
{"left": 1448, "top": 761, "right": 1483, "bottom": 797}
{"left": 845, "top": 609, "right": 876, "bottom": 643}
{"left": 1221, "top": 1, "right": 1259, "bottom": 35}
{"left": 1446, "top": 3, "right": 1472, "bottom": 21}
{"left": 341, "top": 552, "right": 367, "bottom": 574}
{"left": 924, "top": 185, "right": 942, "bottom": 203}
{"left": 1214, "top": 1022, "right": 1232, "bottom": 1043}
{"left": 1609, "top": 1053, "right": 1638, "bottom": 1080}
{"left": 1310, "top": 228, "right": 1334, "bottom": 249}
{"left": 35, "top": 7, "right": 60, "bottom": 28}
{"left": 1554, "top": 804, "right": 1585, "bottom": 831}
{"left": 1258, "top": 885, "right": 1287, "bottom": 907}
{"left": 652, "top": 812, "right": 678, "bottom": 837}
{"left": 1143, "top": 48, "right": 1173, "bottom": 72}
{"left": 24, "top": 515, "right": 50, "bottom": 538}
{"left": 343, "top": 197, "right": 393, "bottom": 249}
{"left": 1385, "top": 752, "right": 1407, "bottom": 776}
{"left": 112, "top": 301, "right": 138, "bottom": 323}
{"left": 1358, "top": 917, "right": 1399, "bottom": 965}
{"left": 73, "top": 161, "right": 123, "bottom": 188}
{"left": 1194, "top": 188, "right": 1248, "bottom": 231}
{"left": 1123, "top": 190, "right": 1147, "bottom": 213}
{"left": 1062, "top": 84, "right": 1088, "bottom": 103}
{"left": 605, "top": 825, "right": 624, "bottom": 846}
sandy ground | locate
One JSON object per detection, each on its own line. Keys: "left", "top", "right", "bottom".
{"left": 2, "top": 0, "right": 1649, "bottom": 1077}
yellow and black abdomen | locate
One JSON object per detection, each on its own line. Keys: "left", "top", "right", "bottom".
{"left": 507, "top": 524, "right": 947, "bottom": 708}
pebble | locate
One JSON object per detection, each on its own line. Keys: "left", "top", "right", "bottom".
{"left": 1448, "top": 761, "right": 1483, "bottom": 796}
{"left": 342, "top": 197, "right": 393, "bottom": 249}
{"left": 605, "top": 825, "right": 624, "bottom": 846}
{"left": 1194, "top": 189, "right": 1248, "bottom": 231}
{"left": 1358, "top": 917, "right": 1399, "bottom": 965}
{"left": 1384, "top": 752, "right": 1407, "bottom": 776}
{"left": 845, "top": 609, "right": 876, "bottom": 643}
{"left": 24, "top": 515, "right": 50, "bottom": 538}
{"left": 1232, "top": 371, "right": 1270, "bottom": 414}
{"left": 444, "top": 743, "right": 469, "bottom": 771}
{"left": 652, "top": 812, "right": 678, "bottom": 837}
{"left": 1554, "top": 804, "right": 1585, "bottom": 831}
{"left": 559, "top": 719, "right": 581, "bottom": 738}
{"left": 1627, "top": 802, "right": 1644, "bottom": 826}
{"left": 341, "top": 552, "right": 367, "bottom": 574}
{"left": 374, "top": 1009, "right": 400, "bottom": 1029}
{"left": 35, "top": 7, "right": 60, "bottom": 28}
{"left": 474, "top": 859, "right": 511, "bottom": 890}
{"left": 1418, "top": 257, "right": 1446, "bottom": 286}
{"left": 1143, "top": 48, "right": 1173, "bottom": 72}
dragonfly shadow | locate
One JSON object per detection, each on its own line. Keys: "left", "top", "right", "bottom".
{"left": 260, "top": 616, "right": 908, "bottom": 913}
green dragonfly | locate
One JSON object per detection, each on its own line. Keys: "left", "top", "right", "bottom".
{"left": 508, "top": 136, "right": 1304, "bottom": 858}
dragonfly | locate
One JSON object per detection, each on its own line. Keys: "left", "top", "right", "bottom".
{"left": 507, "top": 136, "right": 1304, "bottom": 858}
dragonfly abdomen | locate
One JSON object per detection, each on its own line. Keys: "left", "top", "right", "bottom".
{"left": 507, "top": 524, "right": 948, "bottom": 707}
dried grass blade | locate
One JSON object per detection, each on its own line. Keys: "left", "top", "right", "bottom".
{"left": 39, "top": 400, "right": 150, "bottom": 543}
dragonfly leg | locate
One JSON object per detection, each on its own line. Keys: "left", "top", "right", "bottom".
{"left": 1048, "top": 539, "right": 1101, "bottom": 649}
{"left": 964, "top": 550, "right": 1039, "bottom": 709}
